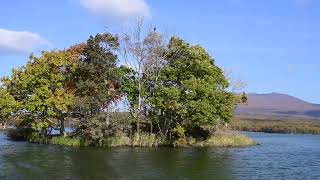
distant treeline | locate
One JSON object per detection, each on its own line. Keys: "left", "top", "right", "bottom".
{"left": 232, "top": 118, "right": 320, "bottom": 134}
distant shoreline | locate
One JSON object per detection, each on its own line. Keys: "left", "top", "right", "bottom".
{"left": 232, "top": 118, "right": 320, "bottom": 134}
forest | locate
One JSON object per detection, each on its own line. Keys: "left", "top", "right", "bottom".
{"left": 0, "top": 22, "right": 251, "bottom": 147}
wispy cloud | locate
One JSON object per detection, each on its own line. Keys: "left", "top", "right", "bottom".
{"left": 79, "top": 0, "right": 151, "bottom": 21}
{"left": 0, "top": 28, "right": 47, "bottom": 55}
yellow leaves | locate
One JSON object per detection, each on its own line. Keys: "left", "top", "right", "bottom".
{"left": 0, "top": 88, "right": 18, "bottom": 119}
{"left": 51, "top": 89, "right": 75, "bottom": 112}
{"left": 31, "top": 121, "right": 49, "bottom": 131}
{"left": 3, "top": 50, "right": 80, "bottom": 123}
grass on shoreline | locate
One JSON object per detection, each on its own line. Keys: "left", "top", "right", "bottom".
{"left": 23, "top": 131, "right": 256, "bottom": 148}
{"left": 232, "top": 118, "right": 320, "bottom": 134}
{"left": 201, "top": 133, "right": 256, "bottom": 147}
{"left": 50, "top": 136, "right": 81, "bottom": 147}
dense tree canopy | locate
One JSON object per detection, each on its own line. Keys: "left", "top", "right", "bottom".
{"left": 147, "top": 37, "right": 236, "bottom": 138}
{"left": 74, "top": 33, "right": 120, "bottom": 113}
{"left": 2, "top": 51, "right": 78, "bottom": 134}
{"left": 0, "top": 88, "right": 18, "bottom": 129}
{"left": 71, "top": 33, "right": 122, "bottom": 142}
{"left": 1, "top": 27, "right": 246, "bottom": 145}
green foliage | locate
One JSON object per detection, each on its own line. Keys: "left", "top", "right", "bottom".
{"left": 2, "top": 28, "right": 247, "bottom": 147}
{"left": 120, "top": 26, "right": 167, "bottom": 133}
{"left": 103, "top": 135, "right": 131, "bottom": 147}
{"left": 118, "top": 65, "right": 139, "bottom": 111}
{"left": 7, "top": 128, "right": 34, "bottom": 141}
{"left": 50, "top": 136, "right": 81, "bottom": 147}
{"left": 0, "top": 88, "right": 19, "bottom": 128}
{"left": 27, "top": 132, "right": 50, "bottom": 144}
{"left": 232, "top": 118, "right": 320, "bottom": 134}
{"left": 203, "top": 134, "right": 256, "bottom": 147}
{"left": 131, "top": 132, "right": 167, "bottom": 147}
{"left": 72, "top": 33, "right": 123, "bottom": 141}
{"left": 31, "top": 121, "right": 49, "bottom": 132}
{"left": 76, "top": 115, "right": 109, "bottom": 145}
{"left": 74, "top": 33, "right": 119, "bottom": 116}
{"left": 149, "top": 37, "right": 237, "bottom": 139}
{"left": 2, "top": 50, "right": 78, "bottom": 134}
{"left": 171, "top": 124, "right": 186, "bottom": 139}
{"left": 75, "top": 113, "right": 132, "bottom": 146}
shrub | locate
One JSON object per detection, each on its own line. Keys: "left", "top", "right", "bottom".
{"left": 131, "top": 133, "right": 167, "bottom": 147}
{"left": 7, "top": 128, "right": 34, "bottom": 141}
{"left": 50, "top": 136, "right": 81, "bottom": 147}
{"left": 103, "top": 135, "right": 130, "bottom": 147}
{"left": 28, "top": 132, "right": 50, "bottom": 144}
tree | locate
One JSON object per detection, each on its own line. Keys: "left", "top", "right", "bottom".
{"left": 73, "top": 32, "right": 121, "bottom": 140}
{"left": 120, "top": 20, "right": 167, "bottom": 132}
{"left": 0, "top": 88, "right": 18, "bottom": 129}
{"left": 150, "top": 37, "right": 237, "bottom": 139}
{"left": 2, "top": 51, "right": 78, "bottom": 135}
{"left": 1, "top": 27, "right": 245, "bottom": 146}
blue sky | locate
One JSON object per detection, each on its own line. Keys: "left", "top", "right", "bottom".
{"left": 0, "top": 0, "right": 319, "bottom": 103}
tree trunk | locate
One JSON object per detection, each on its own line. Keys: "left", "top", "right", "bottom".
{"left": 60, "top": 117, "right": 65, "bottom": 136}
{"left": 106, "top": 102, "right": 110, "bottom": 124}
{"left": 137, "top": 61, "right": 142, "bottom": 133}
{"left": 136, "top": 115, "right": 140, "bottom": 133}
{"left": 137, "top": 93, "right": 141, "bottom": 133}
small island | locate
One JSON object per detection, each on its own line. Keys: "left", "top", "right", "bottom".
{"left": 0, "top": 23, "right": 255, "bottom": 148}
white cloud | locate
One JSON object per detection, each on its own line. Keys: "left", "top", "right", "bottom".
{"left": 80, "top": 0, "right": 151, "bottom": 21}
{"left": 0, "top": 28, "right": 47, "bottom": 55}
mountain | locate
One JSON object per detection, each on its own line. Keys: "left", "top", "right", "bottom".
{"left": 235, "top": 93, "right": 320, "bottom": 119}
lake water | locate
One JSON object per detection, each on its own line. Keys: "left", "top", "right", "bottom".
{"left": 0, "top": 132, "right": 320, "bottom": 180}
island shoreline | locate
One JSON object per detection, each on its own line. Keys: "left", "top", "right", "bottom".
{"left": 6, "top": 129, "right": 257, "bottom": 148}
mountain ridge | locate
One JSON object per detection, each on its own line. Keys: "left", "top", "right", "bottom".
{"left": 235, "top": 93, "right": 320, "bottom": 119}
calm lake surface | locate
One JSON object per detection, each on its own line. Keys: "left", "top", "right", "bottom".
{"left": 1, "top": 132, "right": 320, "bottom": 180}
